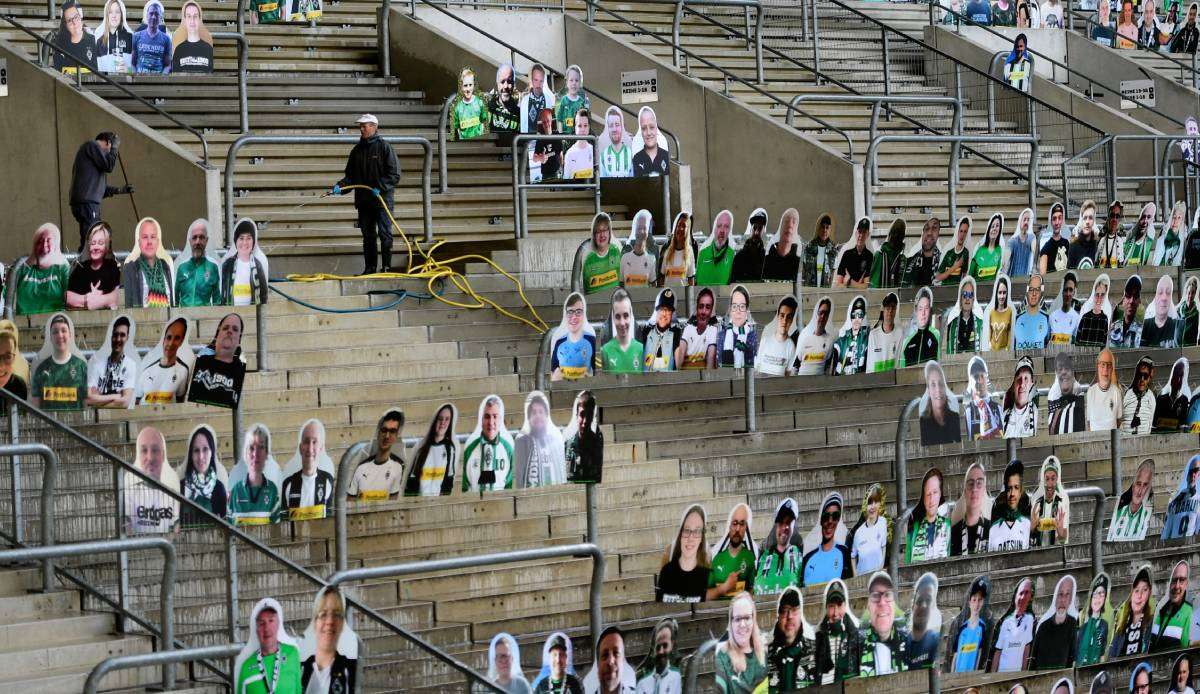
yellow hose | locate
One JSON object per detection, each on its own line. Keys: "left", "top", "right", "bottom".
{"left": 285, "top": 185, "right": 549, "bottom": 333}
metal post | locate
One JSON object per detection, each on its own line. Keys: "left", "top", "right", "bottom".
{"left": 224, "top": 533, "right": 238, "bottom": 650}
{"left": 949, "top": 145, "right": 959, "bottom": 222}
{"left": 1107, "top": 138, "right": 1117, "bottom": 204}
{"left": 744, "top": 366, "right": 757, "bottom": 432}
{"left": 586, "top": 0, "right": 595, "bottom": 24}
{"left": 0, "top": 443, "right": 58, "bottom": 591}
{"left": 929, "top": 665, "right": 941, "bottom": 694}
{"left": 512, "top": 139, "right": 523, "bottom": 239}
{"left": 211, "top": 32, "right": 249, "bottom": 134}
{"left": 382, "top": 0, "right": 392, "bottom": 78}
{"left": 438, "top": 95, "right": 453, "bottom": 194}
{"left": 1067, "top": 486, "right": 1107, "bottom": 577}
{"left": 585, "top": 483, "right": 598, "bottom": 545}
{"left": 7, "top": 405, "right": 21, "bottom": 545}
{"left": 894, "top": 398, "right": 919, "bottom": 518}
{"left": 255, "top": 302, "right": 269, "bottom": 372}
{"left": 672, "top": 0, "right": 683, "bottom": 68}
{"left": 114, "top": 464, "right": 128, "bottom": 631}
{"left": 754, "top": 6, "right": 764, "bottom": 84}
{"left": 882, "top": 29, "right": 891, "bottom": 96}
{"left": 232, "top": 402, "right": 244, "bottom": 471}
{"left": 811, "top": 0, "right": 821, "bottom": 82}
{"left": 988, "top": 77, "right": 996, "bottom": 132}
{"left": 684, "top": 639, "right": 721, "bottom": 692}
{"left": 1005, "top": 436, "right": 1017, "bottom": 462}
{"left": 1110, "top": 428, "right": 1121, "bottom": 495}
{"left": 1029, "top": 139, "right": 1039, "bottom": 213}
{"left": 334, "top": 442, "right": 372, "bottom": 573}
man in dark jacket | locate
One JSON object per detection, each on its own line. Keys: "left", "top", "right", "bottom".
{"left": 333, "top": 114, "right": 402, "bottom": 274}
{"left": 69, "top": 132, "right": 133, "bottom": 251}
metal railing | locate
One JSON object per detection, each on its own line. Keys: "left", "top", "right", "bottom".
{"left": 0, "top": 390, "right": 498, "bottom": 691}
{"left": 583, "top": 0, "right": 857, "bottom": 157}
{"left": 0, "top": 443, "right": 57, "bottom": 588}
{"left": 683, "top": 637, "right": 720, "bottom": 692}
{"left": 327, "top": 542, "right": 606, "bottom": 656}
{"left": 223, "top": 134, "right": 433, "bottom": 244}
{"left": 211, "top": 31, "right": 250, "bottom": 135}
{"left": 1065, "top": 8, "right": 1200, "bottom": 90}
{"left": 672, "top": 0, "right": 764, "bottom": 83}
{"left": 1063, "top": 133, "right": 1200, "bottom": 216}
{"left": 0, "top": 14, "right": 210, "bottom": 166}
{"left": 536, "top": 320, "right": 607, "bottom": 392}
{"left": 84, "top": 643, "right": 242, "bottom": 694}
{"left": 513, "top": 134, "right": 601, "bottom": 239}
{"left": 421, "top": 0, "right": 683, "bottom": 192}
{"left": 0, "top": 538, "right": 177, "bottom": 690}
{"left": 784, "top": 94, "right": 965, "bottom": 162}
{"left": 865, "top": 133, "right": 1039, "bottom": 220}
{"left": 932, "top": 1, "right": 1186, "bottom": 128}
{"left": 987, "top": 50, "right": 1037, "bottom": 132}
{"left": 887, "top": 484, "right": 1107, "bottom": 584}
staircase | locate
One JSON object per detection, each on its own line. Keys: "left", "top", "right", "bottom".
{"left": 0, "top": 0, "right": 608, "bottom": 271}
{"left": 567, "top": 0, "right": 1148, "bottom": 237}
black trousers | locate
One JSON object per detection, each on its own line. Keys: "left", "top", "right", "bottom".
{"left": 356, "top": 199, "right": 393, "bottom": 271}
{"left": 70, "top": 201, "right": 102, "bottom": 252}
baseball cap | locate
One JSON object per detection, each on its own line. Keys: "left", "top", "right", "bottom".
{"left": 356, "top": 114, "right": 379, "bottom": 125}
{"left": 547, "top": 633, "right": 569, "bottom": 652}
{"left": 656, "top": 289, "right": 676, "bottom": 312}
{"left": 773, "top": 498, "right": 797, "bottom": 525}
{"left": 825, "top": 580, "right": 846, "bottom": 605}
{"left": 867, "top": 571, "right": 894, "bottom": 594}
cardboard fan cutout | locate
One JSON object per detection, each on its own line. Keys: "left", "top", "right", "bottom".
{"left": 136, "top": 316, "right": 194, "bottom": 406}
{"left": 847, "top": 483, "right": 891, "bottom": 574}
{"left": 798, "top": 491, "right": 852, "bottom": 588}
{"left": 348, "top": 408, "right": 405, "bottom": 500}
{"left": 754, "top": 296, "right": 798, "bottom": 377}
{"left": 946, "top": 575, "right": 994, "bottom": 673}
{"left": 31, "top": 312, "right": 88, "bottom": 411}
{"left": 228, "top": 424, "right": 284, "bottom": 526}
{"left": 1162, "top": 454, "right": 1200, "bottom": 540}
{"left": 463, "top": 395, "right": 515, "bottom": 492}
{"left": 564, "top": 390, "right": 602, "bottom": 484}
{"left": 86, "top": 313, "right": 138, "bottom": 409}
{"left": 189, "top": 312, "right": 246, "bottom": 409}
{"left": 403, "top": 403, "right": 458, "bottom": 497}
{"left": 298, "top": 586, "right": 358, "bottom": 693}
{"left": 513, "top": 390, "right": 566, "bottom": 489}
{"left": 1029, "top": 573, "right": 1079, "bottom": 671}
{"left": 963, "top": 356, "right": 1001, "bottom": 440}
{"left": 717, "top": 284, "right": 757, "bottom": 369}
{"left": 657, "top": 503, "right": 710, "bottom": 603}
{"left": 1155, "top": 357, "right": 1191, "bottom": 432}
{"left": 177, "top": 423, "right": 229, "bottom": 525}
{"left": 1001, "top": 355, "right": 1038, "bottom": 439}
{"left": 619, "top": 209, "right": 656, "bottom": 287}
{"left": 950, "top": 462, "right": 992, "bottom": 556}
{"left": 1030, "top": 455, "right": 1070, "bottom": 547}
{"left": 792, "top": 296, "right": 834, "bottom": 376}
{"left": 1085, "top": 348, "right": 1123, "bottom": 432}
{"left": 234, "top": 598, "right": 302, "bottom": 694}
{"left": 550, "top": 292, "right": 596, "bottom": 381}
{"left": 1076, "top": 572, "right": 1115, "bottom": 666}
{"left": 170, "top": 0, "right": 213, "bottom": 73}
{"left": 279, "top": 418, "right": 337, "bottom": 521}
{"left": 901, "top": 287, "right": 940, "bottom": 368}
{"left": 918, "top": 360, "right": 961, "bottom": 447}
{"left": 124, "top": 425, "right": 181, "bottom": 535}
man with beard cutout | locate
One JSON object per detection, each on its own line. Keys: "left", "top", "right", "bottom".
{"left": 731, "top": 209, "right": 768, "bottom": 283}
{"left": 814, "top": 579, "right": 861, "bottom": 684}
{"left": 1142, "top": 275, "right": 1179, "bottom": 347}
{"left": 1123, "top": 356, "right": 1156, "bottom": 436}
{"left": 1125, "top": 203, "right": 1156, "bottom": 265}
{"left": 767, "top": 587, "right": 816, "bottom": 690}
{"left": 902, "top": 217, "right": 942, "bottom": 288}
{"left": 800, "top": 492, "right": 853, "bottom": 586}
{"left": 754, "top": 498, "right": 801, "bottom": 595}
{"left": 1151, "top": 560, "right": 1200, "bottom": 651}
{"left": 709, "top": 502, "right": 757, "bottom": 598}
{"left": 1048, "top": 352, "right": 1087, "bottom": 434}
{"left": 906, "top": 573, "right": 941, "bottom": 669}
{"left": 1030, "top": 575, "right": 1079, "bottom": 669}
{"left": 1039, "top": 201, "right": 1070, "bottom": 274}
{"left": 634, "top": 619, "right": 680, "bottom": 693}
{"left": 486, "top": 63, "right": 520, "bottom": 148}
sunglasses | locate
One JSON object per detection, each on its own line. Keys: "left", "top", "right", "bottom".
{"left": 821, "top": 511, "right": 841, "bottom": 523}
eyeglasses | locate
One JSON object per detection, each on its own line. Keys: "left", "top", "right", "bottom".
{"left": 966, "top": 477, "right": 986, "bottom": 488}
{"left": 379, "top": 427, "right": 400, "bottom": 436}
{"left": 851, "top": 310, "right": 865, "bottom": 319}
{"left": 566, "top": 308, "right": 585, "bottom": 318}
{"left": 730, "top": 303, "right": 748, "bottom": 311}
{"left": 821, "top": 511, "right": 841, "bottom": 523}
{"left": 961, "top": 292, "right": 974, "bottom": 299}
{"left": 681, "top": 527, "right": 703, "bottom": 538}
{"left": 869, "top": 590, "right": 894, "bottom": 604}
{"left": 65, "top": 12, "right": 81, "bottom": 22}
{"left": 732, "top": 615, "right": 755, "bottom": 625}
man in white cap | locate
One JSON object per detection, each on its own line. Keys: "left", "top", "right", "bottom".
{"left": 333, "top": 114, "right": 401, "bottom": 275}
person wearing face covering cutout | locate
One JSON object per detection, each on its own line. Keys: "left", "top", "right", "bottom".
{"left": 731, "top": 209, "right": 768, "bottom": 283}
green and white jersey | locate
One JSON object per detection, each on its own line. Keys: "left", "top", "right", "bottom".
{"left": 582, "top": 245, "right": 622, "bottom": 294}
{"left": 600, "top": 144, "right": 633, "bottom": 178}
{"left": 174, "top": 257, "right": 221, "bottom": 307}
{"left": 695, "top": 243, "right": 734, "bottom": 286}
{"left": 600, "top": 338, "right": 643, "bottom": 374}
{"left": 555, "top": 93, "right": 589, "bottom": 133}
{"left": 1151, "top": 599, "right": 1198, "bottom": 650}
{"left": 229, "top": 479, "right": 282, "bottom": 526}
{"left": 754, "top": 546, "right": 801, "bottom": 595}
{"left": 451, "top": 96, "right": 487, "bottom": 140}
{"left": 1107, "top": 502, "right": 1152, "bottom": 541}
{"left": 16, "top": 263, "right": 68, "bottom": 315}
{"left": 1124, "top": 235, "right": 1154, "bottom": 266}
{"left": 250, "top": 0, "right": 282, "bottom": 23}
{"left": 462, "top": 435, "right": 514, "bottom": 492}
{"left": 710, "top": 545, "right": 756, "bottom": 595}
{"left": 235, "top": 644, "right": 302, "bottom": 694}
{"left": 31, "top": 355, "right": 87, "bottom": 411}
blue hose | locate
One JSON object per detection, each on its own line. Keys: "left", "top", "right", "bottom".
{"left": 267, "top": 284, "right": 439, "bottom": 313}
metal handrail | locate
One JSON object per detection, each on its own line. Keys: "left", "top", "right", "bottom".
{"left": 0, "top": 538, "right": 176, "bottom": 690}
{"left": 887, "top": 486, "right": 1107, "bottom": 579}
{"left": 211, "top": 31, "right": 250, "bottom": 135}
{"left": 1065, "top": 7, "right": 1200, "bottom": 90}
{"left": 933, "top": 1, "right": 1185, "bottom": 128}
{"left": 683, "top": 637, "right": 721, "bottom": 692}
{"left": 987, "top": 51, "right": 1037, "bottom": 134}
{"left": 785, "top": 94, "right": 965, "bottom": 162}
{"left": 0, "top": 14, "right": 210, "bottom": 166}
{"left": 1062, "top": 134, "right": 1117, "bottom": 210}
{"left": 865, "top": 133, "right": 1039, "bottom": 221}
{"left": 223, "top": 134, "right": 433, "bottom": 245}
{"left": 512, "top": 133, "right": 601, "bottom": 239}
{"left": 413, "top": 0, "right": 683, "bottom": 168}
{"left": 583, "top": 0, "right": 857, "bottom": 157}
{"left": 0, "top": 390, "right": 497, "bottom": 691}
{"left": 0, "top": 444, "right": 57, "bottom": 590}
{"left": 671, "top": 0, "right": 764, "bottom": 83}
{"left": 84, "top": 643, "right": 242, "bottom": 694}
{"left": 326, "top": 542, "right": 606, "bottom": 656}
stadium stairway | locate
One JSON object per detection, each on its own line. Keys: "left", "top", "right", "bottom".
{"left": 0, "top": 0, "right": 614, "bottom": 272}
{"left": 560, "top": 0, "right": 1150, "bottom": 240}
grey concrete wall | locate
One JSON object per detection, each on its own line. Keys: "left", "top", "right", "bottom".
{"left": 564, "top": 15, "right": 862, "bottom": 242}
{"left": 413, "top": 8, "right": 567, "bottom": 76}
{"left": 0, "top": 39, "right": 216, "bottom": 259}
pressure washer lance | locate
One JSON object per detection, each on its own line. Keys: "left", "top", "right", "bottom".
{"left": 254, "top": 191, "right": 331, "bottom": 232}
{"left": 118, "top": 150, "right": 139, "bottom": 221}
